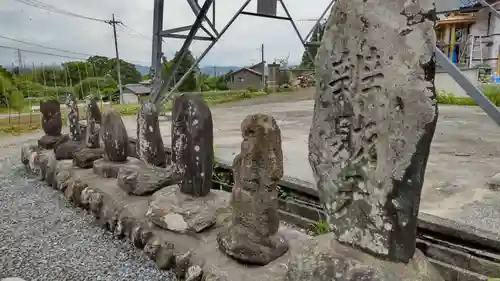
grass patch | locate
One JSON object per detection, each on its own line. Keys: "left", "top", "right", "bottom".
{"left": 437, "top": 84, "right": 500, "bottom": 106}
{"left": 309, "top": 220, "right": 330, "bottom": 235}
{"left": 111, "top": 90, "right": 267, "bottom": 116}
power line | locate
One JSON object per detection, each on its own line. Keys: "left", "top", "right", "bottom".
{"left": 13, "top": 0, "right": 107, "bottom": 23}
{"left": 0, "top": 44, "right": 87, "bottom": 60}
{"left": 119, "top": 23, "right": 151, "bottom": 40}
{"left": 0, "top": 34, "right": 95, "bottom": 58}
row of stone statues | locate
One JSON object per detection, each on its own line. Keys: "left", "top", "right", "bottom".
{"left": 30, "top": 0, "right": 442, "bottom": 278}
{"left": 36, "top": 92, "right": 286, "bottom": 266}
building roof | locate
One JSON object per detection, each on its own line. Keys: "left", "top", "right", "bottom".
{"left": 231, "top": 61, "right": 269, "bottom": 77}
{"left": 124, "top": 84, "right": 151, "bottom": 95}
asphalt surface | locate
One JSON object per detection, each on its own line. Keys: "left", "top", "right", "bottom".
{"left": 0, "top": 135, "right": 175, "bottom": 281}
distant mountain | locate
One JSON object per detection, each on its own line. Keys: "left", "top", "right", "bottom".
{"left": 199, "top": 65, "right": 241, "bottom": 76}
{"left": 134, "top": 65, "right": 150, "bottom": 76}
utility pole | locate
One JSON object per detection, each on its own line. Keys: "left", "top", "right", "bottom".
{"left": 17, "top": 49, "right": 23, "bottom": 72}
{"left": 107, "top": 14, "right": 124, "bottom": 104}
{"left": 261, "top": 43, "right": 265, "bottom": 90}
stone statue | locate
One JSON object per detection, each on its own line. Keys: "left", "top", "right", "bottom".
{"left": 136, "top": 100, "right": 167, "bottom": 167}
{"left": 171, "top": 93, "right": 214, "bottom": 197}
{"left": 85, "top": 94, "right": 101, "bottom": 149}
{"left": 65, "top": 94, "right": 81, "bottom": 142}
{"left": 286, "top": 1, "right": 443, "bottom": 280}
{"left": 38, "top": 99, "right": 63, "bottom": 149}
{"left": 93, "top": 108, "right": 140, "bottom": 178}
{"left": 305, "top": 0, "right": 438, "bottom": 268}
{"left": 217, "top": 114, "right": 288, "bottom": 265}
{"left": 53, "top": 94, "right": 83, "bottom": 160}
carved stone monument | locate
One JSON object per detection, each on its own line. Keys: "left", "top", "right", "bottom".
{"left": 73, "top": 95, "right": 104, "bottom": 169}
{"left": 287, "top": 0, "right": 442, "bottom": 280}
{"left": 217, "top": 114, "right": 288, "bottom": 265}
{"left": 146, "top": 94, "right": 229, "bottom": 234}
{"left": 93, "top": 108, "right": 141, "bottom": 178}
{"left": 38, "top": 99, "right": 63, "bottom": 149}
{"left": 54, "top": 94, "right": 84, "bottom": 160}
{"left": 136, "top": 100, "right": 167, "bottom": 167}
{"left": 66, "top": 94, "right": 81, "bottom": 141}
{"left": 171, "top": 93, "right": 214, "bottom": 197}
{"left": 85, "top": 94, "right": 102, "bottom": 149}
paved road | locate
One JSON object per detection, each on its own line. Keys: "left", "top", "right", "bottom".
{"left": 0, "top": 134, "right": 174, "bottom": 281}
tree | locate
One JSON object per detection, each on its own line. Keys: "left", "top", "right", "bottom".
{"left": 0, "top": 74, "right": 14, "bottom": 107}
{"left": 9, "top": 89, "right": 24, "bottom": 124}
{"left": 164, "top": 50, "right": 198, "bottom": 92}
{"left": 300, "top": 21, "right": 326, "bottom": 68}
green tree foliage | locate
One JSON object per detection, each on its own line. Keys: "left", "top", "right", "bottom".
{"left": 300, "top": 21, "right": 326, "bottom": 68}
{"left": 9, "top": 89, "right": 24, "bottom": 116}
{"left": 164, "top": 50, "right": 198, "bottom": 92}
{"left": 74, "top": 76, "right": 118, "bottom": 100}
{"left": 199, "top": 74, "right": 230, "bottom": 91}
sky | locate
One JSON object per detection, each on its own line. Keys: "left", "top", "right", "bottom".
{"left": 0, "top": 0, "right": 332, "bottom": 69}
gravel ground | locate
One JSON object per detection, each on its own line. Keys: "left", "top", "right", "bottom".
{"left": 0, "top": 137, "right": 175, "bottom": 281}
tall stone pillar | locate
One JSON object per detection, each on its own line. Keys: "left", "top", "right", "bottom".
{"left": 286, "top": 1, "right": 443, "bottom": 280}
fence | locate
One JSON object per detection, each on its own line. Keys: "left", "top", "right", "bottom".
{"left": 0, "top": 53, "right": 125, "bottom": 133}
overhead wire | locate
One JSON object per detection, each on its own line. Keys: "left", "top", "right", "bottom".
{"left": 0, "top": 34, "right": 96, "bottom": 58}
{"left": 12, "top": 0, "right": 107, "bottom": 23}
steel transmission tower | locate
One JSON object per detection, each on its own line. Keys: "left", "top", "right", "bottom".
{"left": 150, "top": 0, "right": 335, "bottom": 106}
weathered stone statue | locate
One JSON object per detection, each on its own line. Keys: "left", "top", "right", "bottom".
{"left": 54, "top": 94, "right": 83, "bottom": 160}
{"left": 72, "top": 95, "right": 104, "bottom": 169}
{"left": 93, "top": 108, "right": 141, "bottom": 178}
{"left": 65, "top": 94, "right": 81, "bottom": 142}
{"left": 38, "top": 99, "right": 63, "bottom": 149}
{"left": 287, "top": 0, "right": 442, "bottom": 280}
{"left": 217, "top": 114, "right": 288, "bottom": 265}
{"left": 136, "top": 100, "right": 167, "bottom": 167}
{"left": 85, "top": 94, "right": 102, "bottom": 149}
{"left": 171, "top": 93, "right": 214, "bottom": 197}
{"left": 145, "top": 94, "right": 229, "bottom": 233}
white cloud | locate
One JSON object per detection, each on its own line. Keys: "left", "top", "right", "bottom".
{"left": 0, "top": 0, "right": 331, "bottom": 68}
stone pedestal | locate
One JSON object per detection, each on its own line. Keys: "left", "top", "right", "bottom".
{"left": 217, "top": 114, "right": 288, "bottom": 265}
{"left": 54, "top": 140, "right": 84, "bottom": 160}
{"left": 93, "top": 158, "right": 142, "bottom": 178}
{"left": 117, "top": 164, "right": 178, "bottom": 196}
{"left": 285, "top": 234, "right": 444, "bottom": 281}
{"left": 73, "top": 148, "right": 104, "bottom": 169}
{"left": 147, "top": 185, "right": 230, "bottom": 234}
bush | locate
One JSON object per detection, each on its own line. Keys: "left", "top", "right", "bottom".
{"left": 247, "top": 86, "right": 258, "bottom": 93}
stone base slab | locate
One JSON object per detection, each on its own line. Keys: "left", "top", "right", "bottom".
{"left": 20, "top": 144, "right": 444, "bottom": 281}
{"left": 147, "top": 186, "right": 231, "bottom": 234}
{"left": 93, "top": 158, "right": 143, "bottom": 178}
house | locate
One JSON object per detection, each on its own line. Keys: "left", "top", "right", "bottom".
{"left": 229, "top": 61, "right": 268, "bottom": 90}
{"left": 121, "top": 84, "right": 152, "bottom": 104}
{"left": 433, "top": 0, "right": 500, "bottom": 96}
{"left": 436, "top": 0, "right": 500, "bottom": 73}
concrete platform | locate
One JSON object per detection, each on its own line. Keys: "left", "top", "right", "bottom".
{"left": 120, "top": 101, "right": 500, "bottom": 235}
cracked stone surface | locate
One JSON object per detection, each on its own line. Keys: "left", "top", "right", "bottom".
{"left": 308, "top": 0, "right": 438, "bottom": 263}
